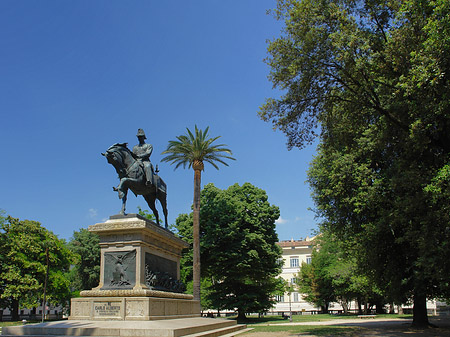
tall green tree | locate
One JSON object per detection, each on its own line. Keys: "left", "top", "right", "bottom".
{"left": 176, "top": 183, "right": 282, "bottom": 319}
{"left": 297, "top": 262, "right": 332, "bottom": 313}
{"left": 261, "top": 0, "right": 450, "bottom": 326}
{"left": 174, "top": 210, "right": 217, "bottom": 311}
{"left": 298, "top": 231, "right": 384, "bottom": 314}
{"left": 161, "top": 126, "right": 235, "bottom": 301}
{"left": 0, "top": 216, "right": 74, "bottom": 320}
{"left": 174, "top": 212, "right": 194, "bottom": 287}
{"left": 67, "top": 228, "right": 100, "bottom": 294}
{"left": 0, "top": 210, "right": 8, "bottom": 311}
{"left": 297, "top": 236, "right": 336, "bottom": 313}
{"left": 424, "top": 165, "right": 450, "bottom": 301}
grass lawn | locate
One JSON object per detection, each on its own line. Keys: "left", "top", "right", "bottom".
{"left": 234, "top": 313, "right": 413, "bottom": 336}
{"left": 238, "top": 313, "right": 412, "bottom": 324}
{"left": 0, "top": 321, "right": 28, "bottom": 328}
{"left": 0, "top": 319, "right": 58, "bottom": 328}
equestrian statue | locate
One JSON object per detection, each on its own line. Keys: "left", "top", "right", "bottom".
{"left": 102, "top": 129, "right": 168, "bottom": 228}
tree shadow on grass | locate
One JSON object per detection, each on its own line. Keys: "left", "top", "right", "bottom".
{"left": 244, "top": 324, "right": 361, "bottom": 336}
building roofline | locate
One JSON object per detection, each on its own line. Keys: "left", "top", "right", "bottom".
{"left": 276, "top": 236, "right": 315, "bottom": 248}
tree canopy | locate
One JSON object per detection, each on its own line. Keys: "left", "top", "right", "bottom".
{"left": 67, "top": 228, "right": 100, "bottom": 294}
{"left": 0, "top": 216, "right": 74, "bottom": 320}
{"left": 261, "top": 0, "right": 450, "bottom": 326}
{"left": 261, "top": 0, "right": 450, "bottom": 152}
{"left": 175, "top": 183, "right": 282, "bottom": 319}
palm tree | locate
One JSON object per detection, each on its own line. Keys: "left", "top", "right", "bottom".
{"left": 161, "top": 126, "right": 235, "bottom": 302}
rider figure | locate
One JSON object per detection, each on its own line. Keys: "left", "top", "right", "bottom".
{"left": 132, "top": 129, "right": 154, "bottom": 186}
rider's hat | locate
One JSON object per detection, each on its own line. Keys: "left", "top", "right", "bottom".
{"left": 136, "top": 128, "right": 146, "bottom": 139}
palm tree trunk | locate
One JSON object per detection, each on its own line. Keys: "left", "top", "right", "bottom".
{"left": 193, "top": 167, "right": 202, "bottom": 302}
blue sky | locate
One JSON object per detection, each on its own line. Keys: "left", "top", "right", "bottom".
{"left": 0, "top": 0, "right": 318, "bottom": 241}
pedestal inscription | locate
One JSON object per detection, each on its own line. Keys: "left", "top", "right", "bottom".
{"left": 102, "top": 250, "right": 136, "bottom": 290}
{"left": 93, "top": 301, "right": 122, "bottom": 318}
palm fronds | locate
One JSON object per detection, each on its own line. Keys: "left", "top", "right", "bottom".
{"left": 161, "top": 125, "right": 235, "bottom": 170}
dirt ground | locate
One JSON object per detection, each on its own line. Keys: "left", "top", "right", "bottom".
{"left": 243, "top": 316, "right": 450, "bottom": 337}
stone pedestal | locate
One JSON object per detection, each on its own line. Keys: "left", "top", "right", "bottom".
{"left": 69, "top": 214, "right": 200, "bottom": 321}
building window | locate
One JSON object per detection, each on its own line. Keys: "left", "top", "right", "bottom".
{"left": 306, "top": 256, "right": 312, "bottom": 264}
{"left": 290, "top": 277, "right": 298, "bottom": 285}
{"left": 275, "top": 295, "right": 284, "bottom": 302}
{"left": 293, "top": 292, "right": 299, "bottom": 302}
{"left": 290, "top": 257, "right": 299, "bottom": 268}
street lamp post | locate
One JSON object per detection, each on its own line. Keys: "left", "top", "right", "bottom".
{"left": 41, "top": 246, "right": 49, "bottom": 323}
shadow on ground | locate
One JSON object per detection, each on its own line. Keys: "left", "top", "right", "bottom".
{"left": 341, "top": 316, "right": 450, "bottom": 337}
{"left": 244, "top": 316, "right": 450, "bottom": 337}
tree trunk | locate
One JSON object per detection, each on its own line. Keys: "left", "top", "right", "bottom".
{"left": 412, "top": 293, "right": 429, "bottom": 327}
{"left": 364, "top": 296, "right": 368, "bottom": 314}
{"left": 192, "top": 168, "right": 202, "bottom": 302}
{"left": 11, "top": 298, "right": 20, "bottom": 321}
{"left": 340, "top": 299, "right": 349, "bottom": 314}
{"left": 237, "top": 309, "right": 246, "bottom": 321}
{"left": 357, "top": 298, "right": 362, "bottom": 314}
{"left": 375, "top": 300, "right": 385, "bottom": 314}
{"left": 376, "top": 304, "right": 384, "bottom": 314}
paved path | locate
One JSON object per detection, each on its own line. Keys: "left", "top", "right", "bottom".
{"left": 245, "top": 316, "right": 450, "bottom": 336}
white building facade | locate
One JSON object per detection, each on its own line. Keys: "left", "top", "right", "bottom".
{"left": 271, "top": 237, "right": 321, "bottom": 315}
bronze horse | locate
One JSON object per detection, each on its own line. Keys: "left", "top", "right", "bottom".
{"left": 102, "top": 143, "right": 168, "bottom": 228}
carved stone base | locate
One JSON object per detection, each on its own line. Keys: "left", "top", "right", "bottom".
{"left": 88, "top": 214, "right": 190, "bottom": 292}
{"left": 69, "top": 295, "right": 201, "bottom": 321}
{"left": 68, "top": 215, "right": 201, "bottom": 321}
